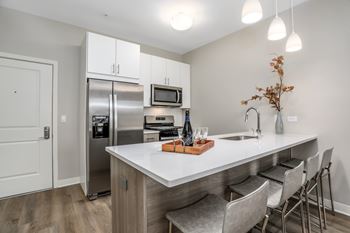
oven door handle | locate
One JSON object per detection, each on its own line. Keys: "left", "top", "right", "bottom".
{"left": 176, "top": 90, "right": 180, "bottom": 103}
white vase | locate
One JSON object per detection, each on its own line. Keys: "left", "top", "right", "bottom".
{"left": 275, "top": 111, "right": 284, "bottom": 134}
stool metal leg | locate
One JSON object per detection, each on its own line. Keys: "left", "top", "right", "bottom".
{"left": 261, "top": 215, "right": 269, "bottom": 233}
{"left": 299, "top": 194, "right": 306, "bottom": 233}
{"left": 316, "top": 180, "right": 323, "bottom": 233}
{"left": 305, "top": 187, "right": 312, "bottom": 233}
{"left": 168, "top": 221, "right": 173, "bottom": 233}
{"left": 281, "top": 201, "right": 289, "bottom": 233}
{"left": 320, "top": 173, "right": 327, "bottom": 229}
{"left": 327, "top": 171, "right": 335, "bottom": 216}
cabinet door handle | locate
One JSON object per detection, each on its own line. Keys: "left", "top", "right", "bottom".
{"left": 120, "top": 177, "right": 128, "bottom": 191}
{"left": 164, "top": 77, "right": 167, "bottom": 85}
{"left": 117, "top": 64, "right": 120, "bottom": 74}
{"left": 112, "top": 64, "right": 115, "bottom": 74}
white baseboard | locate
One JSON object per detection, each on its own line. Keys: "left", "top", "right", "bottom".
{"left": 307, "top": 194, "right": 350, "bottom": 217}
{"left": 323, "top": 198, "right": 350, "bottom": 217}
{"left": 55, "top": 177, "right": 80, "bottom": 188}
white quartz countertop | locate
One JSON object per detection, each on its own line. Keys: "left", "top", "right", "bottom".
{"left": 106, "top": 132, "right": 317, "bottom": 188}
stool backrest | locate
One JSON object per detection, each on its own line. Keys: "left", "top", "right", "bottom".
{"left": 280, "top": 162, "right": 304, "bottom": 204}
{"left": 222, "top": 180, "right": 269, "bottom": 233}
{"left": 321, "top": 147, "right": 334, "bottom": 169}
{"left": 305, "top": 153, "right": 320, "bottom": 181}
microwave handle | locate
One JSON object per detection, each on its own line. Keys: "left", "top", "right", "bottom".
{"left": 177, "top": 90, "right": 181, "bottom": 103}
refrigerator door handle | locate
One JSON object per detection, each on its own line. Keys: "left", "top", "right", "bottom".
{"left": 113, "top": 94, "right": 118, "bottom": 145}
{"left": 109, "top": 94, "right": 113, "bottom": 146}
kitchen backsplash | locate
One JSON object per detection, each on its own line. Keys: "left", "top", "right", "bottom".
{"left": 144, "top": 107, "right": 184, "bottom": 126}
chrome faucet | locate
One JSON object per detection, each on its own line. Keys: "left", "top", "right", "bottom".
{"left": 245, "top": 107, "right": 261, "bottom": 136}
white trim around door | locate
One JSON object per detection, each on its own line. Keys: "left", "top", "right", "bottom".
{"left": 0, "top": 52, "right": 60, "bottom": 189}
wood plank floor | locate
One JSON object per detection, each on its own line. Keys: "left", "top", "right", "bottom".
{"left": 0, "top": 185, "right": 111, "bottom": 233}
{"left": 0, "top": 185, "right": 349, "bottom": 233}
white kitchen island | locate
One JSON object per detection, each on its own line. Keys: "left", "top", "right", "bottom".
{"left": 106, "top": 132, "right": 317, "bottom": 233}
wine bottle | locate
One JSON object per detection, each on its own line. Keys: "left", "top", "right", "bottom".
{"left": 182, "top": 110, "right": 193, "bottom": 146}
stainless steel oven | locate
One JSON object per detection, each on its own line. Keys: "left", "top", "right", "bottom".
{"left": 151, "top": 84, "right": 182, "bottom": 107}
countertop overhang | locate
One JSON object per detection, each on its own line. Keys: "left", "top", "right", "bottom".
{"left": 106, "top": 132, "right": 317, "bottom": 188}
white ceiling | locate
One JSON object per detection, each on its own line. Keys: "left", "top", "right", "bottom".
{"left": 0, "top": 0, "right": 308, "bottom": 54}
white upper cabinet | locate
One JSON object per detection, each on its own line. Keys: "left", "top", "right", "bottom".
{"left": 151, "top": 56, "right": 181, "bottom": 87}
{"left": 180, "top": 63, "right": 191, "bottom": 109}
{"left": 139, "top": 53, "right": 151, "bottom": 107}
{"left": 85, "top": 32, "right": 140, "bottom": 82}
{"left": 116, "top": 40, "right": 140, "bottom": 79}
{"left": 151, "top": 56, "right": 167, "bottom": 85}
{"left": 166, "top": 60, "right": 180, "bottom": 87}
{"left": 87, "top": 32, "right": 116, "bottom": 76}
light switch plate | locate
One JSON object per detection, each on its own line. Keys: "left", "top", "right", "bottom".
{"left": 61, "top": 115, "right": 67, "bottom": 123}
{"left": 287, "top": 116, "right": 298, "bottom": 122}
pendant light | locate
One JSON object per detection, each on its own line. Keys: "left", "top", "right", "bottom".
{"left": 286, "top": 0, "right": 302, "bottom": 52}
{"left": 241, "top": 0, "right": 263, "bottom": 24}
{"left": 268, "top": 0, "right": 286, "bottom": 40}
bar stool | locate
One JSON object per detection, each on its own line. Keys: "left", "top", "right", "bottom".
{"left": 280, "top": 157, "right": 304, "bottom": 169}
{"left": 166, "top": 181, "right": 269, "bottom": 233}
{"left": 260, "top": 153, "right": 323, "bottom": 233}
{"left": 229, "top": 162, "right": 306, "bottom": 233}
{"left": 280, "top": 148, "right": 335, "bottom": 229}
{"left": 319, "top": 147, "right": 335, "bottom": 229}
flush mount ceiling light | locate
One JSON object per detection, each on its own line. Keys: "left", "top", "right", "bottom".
{"left": 241, "top": 0, "right": 263, "bottom": 24}
{"left": 170, "top": 13, "right": 193, "bottom": 31}
{"left": 268, "top": 0, "right": 286, "bottom": 40}
{"left": 286, "top": 0, "right": 302, "bottom": 52}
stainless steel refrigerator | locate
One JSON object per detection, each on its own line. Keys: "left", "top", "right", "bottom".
{"left": 86, "top": 79, "right": 143, "bottom": 200}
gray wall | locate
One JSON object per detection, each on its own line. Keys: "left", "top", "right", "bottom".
{"left": 184, "top": 0, "right": 350, "bottom": 206}
{"left": 0, "top": 7, "right": 182, "bottom": 180}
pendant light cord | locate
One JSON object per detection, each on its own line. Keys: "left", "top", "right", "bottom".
{"left": 291, "top": 0, "right": 295, "bottom": 32}
{"left": 275, "top": 0, "right": 278, "bottom": 17}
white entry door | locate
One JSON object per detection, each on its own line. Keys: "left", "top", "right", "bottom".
{"left": 0, "top": 57, "right": 53, "bottom": 198}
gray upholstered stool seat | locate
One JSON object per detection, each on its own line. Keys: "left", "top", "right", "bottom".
{"left": 167, "top": 181, "right": 270, "bottom": 233}
{"left": 228, "top": 176, "right": 267, "bottom": 196}
{"left": 259, "top": 166, "right": 289, "bottom": 183}
{"left": 166, "top": 194, "right": 227, "bottom": 233}
{"left": 229, "top": 176, "right": 283, "bottom": 209}
{"left": 259, "top": 166, "right": 306, "bottom": 185}
{"left": 280, "top": 158, "right": 303, "bottom": 169}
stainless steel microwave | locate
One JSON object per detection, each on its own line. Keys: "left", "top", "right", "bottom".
{"left": 151, "top": 84, "right": 182, "bottom": 107}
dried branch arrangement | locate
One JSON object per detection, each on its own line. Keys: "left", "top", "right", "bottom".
{"left": 241, "top": 55, "right": 294, "bottom": 112}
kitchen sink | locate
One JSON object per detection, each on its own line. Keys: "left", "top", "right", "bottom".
{"left": 221, "top": 135, "right": 258, "bottom": 141}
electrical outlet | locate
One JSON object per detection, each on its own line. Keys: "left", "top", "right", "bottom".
{"left": 61, "top": 115, "right": 67, "bottom": 123}
{"left": 287, "top": 116, "right": 298, "bottom": 122}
